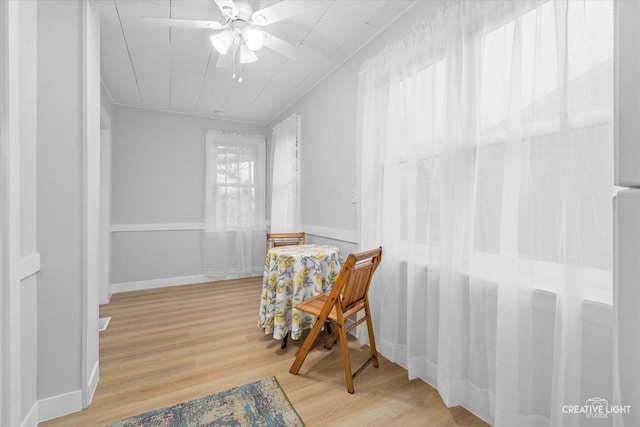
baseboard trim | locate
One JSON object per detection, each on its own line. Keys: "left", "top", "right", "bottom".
{"left": 37, "top": 389, "right": 82, "bottom": 423}
{"left": 21, "top": 372, "right": 98, "bottom": 425}
{"left": 302, "top": 225, "right": 358, "bottom": 244}
{"left": 106, "top": 287, "right": 113, "bottom": 303}
{"left": 20, "top": 402, "right": 38, "bottom": 427}
{"left": 111, "top": 274, "right": 213, "bottom": 294}
{"left": 87, "top": 361, "right": 99, "bottom": 406}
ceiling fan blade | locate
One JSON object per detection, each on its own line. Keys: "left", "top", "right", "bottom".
{"left": 214, "top": 0, "right": 237, "bottom": 18}
{"left": 262, "top": 31, "right": 299, "bottom": 59}
{"left": 141, "top": 17, "right": 227, "bottom": 30}
{"left": 252, "top": 1, "right": 307, "bottom": 26}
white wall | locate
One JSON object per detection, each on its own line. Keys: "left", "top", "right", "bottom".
{"left": 18, "top": 1, "right": 38, "bottom": 423}
{"left": 3, "top": 1, "right": 91, "bottom": 424}
{"left": 110, "top": 106, "right": 265, "bottom": 289}
{"left": 0, "top": 2, "right": 102, "bottom": 424}
{"left": 0, "top": 3, "right": 6, "bottom": 420}
{"left": 266, "top": 1, "right": 444, "bottom": 251}
{"left": 100, "top": 83, "right": 114, "bottom": 304}
{"left": 2, "top": 1, "right": 40, "bottom": 425}
{"left": 614, "top": 2, "right": 640, "bottom": 425}
{"left": 36, "top": 0, "right": 85, "bottom": 414}
{"left": 101, "top": 83, "right": 114, "bottom": 125}
{"left": 82, "top": 0, "right": 101, "bottom": 407}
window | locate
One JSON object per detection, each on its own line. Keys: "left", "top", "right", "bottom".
{"left": 469, "top": 1, "right": 614, "bottom": 302}
{"left": 473, "top": 1, "right": 614, "bottom": 266}
{"left": 269, "top": 114, "right": 300, "bottom": 232}
{"left": 357, "top": 2, "right": 617, "bottom": 421}
{"left": 381, "top": 58, "right": 447, "bottom": 258}
{"left": 204, "top": 131, "right": 266, "bottom": 232}
{"left": 374, "top": 0, "right": 614, "bottom": 302}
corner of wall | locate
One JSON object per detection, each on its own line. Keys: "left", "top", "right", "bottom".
{"left": 20, "top": 402, "right": 38, "bottom": 427}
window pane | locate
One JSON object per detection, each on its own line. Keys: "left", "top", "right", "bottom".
{"left": 208, "top": 136, "right": 264, "bottom": 231}
{"left": 214, "top": 186, "right": 257, "bottom": 229}
{"left": 473, "top": 0, "right": 613, "bottom": 272}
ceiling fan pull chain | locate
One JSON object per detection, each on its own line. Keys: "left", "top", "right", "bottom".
{"left": 232, "top": 39, "right": 237, "bottom": 80}
{"left": 234, "top": 41, "right": 243, "bottom": 83}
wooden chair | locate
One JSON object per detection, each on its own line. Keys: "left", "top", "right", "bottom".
{"left": 266, "top": 232, "right": 306, "bottom": 252}
{"left": 289, "top": 247, "right": 382, "bottom": 393}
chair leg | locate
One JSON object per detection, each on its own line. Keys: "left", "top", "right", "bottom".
{"left": 364, "top": 301, "right": 379, "bottom": 368}
{"left": 325, "top": 321, "right": 332, "bottom": 336}
{"left": 324, "top": 331, "right": 338, "bottom": 349}
{"left": 324, "top": 321, "right": 338, "bottom": 349}
{"left": 289, "top": 313, "right": 327, "bottom": 375}
{"left": 337, "top": 325, "right": 354, "bottom": 393}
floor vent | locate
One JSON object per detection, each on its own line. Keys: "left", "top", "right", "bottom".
{"left": 99, "top": 316, "right": 112, "bottom": 332}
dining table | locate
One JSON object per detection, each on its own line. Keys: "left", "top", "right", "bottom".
{"left": 258, "top": 244, "right": 342, "bottom": 345}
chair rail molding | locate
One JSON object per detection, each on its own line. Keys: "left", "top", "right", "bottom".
{"left": 301, "top": 224, "right": 358, "bottom": 244}
{"left": 111, "top": 223, "right": 205, "bottom": 233}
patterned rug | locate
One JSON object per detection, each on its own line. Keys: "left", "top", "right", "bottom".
{"left": 104, "top": 376, "right": 304, "bottom": 427}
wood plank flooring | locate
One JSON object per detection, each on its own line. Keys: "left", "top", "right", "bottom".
{"left": 41, "top": 277, "right": 489, "bottom": 426}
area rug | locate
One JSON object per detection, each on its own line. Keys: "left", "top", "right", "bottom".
{"left": 104, "top": 376, "right": 304, "bottom": 427}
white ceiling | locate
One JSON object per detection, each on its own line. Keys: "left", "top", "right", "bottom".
{"left": 93, "top": 0, "right": 413, "bottom": 124}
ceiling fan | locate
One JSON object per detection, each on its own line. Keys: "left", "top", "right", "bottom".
{"left": 144, "top": 0, "right": 305, "bottom": 82}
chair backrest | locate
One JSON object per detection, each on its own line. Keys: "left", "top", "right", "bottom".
{"left": 266, "top": 232, "right": 306, "bottom": 250}
{"left": 330, "top": 247, "right": 382, "bottom": 314}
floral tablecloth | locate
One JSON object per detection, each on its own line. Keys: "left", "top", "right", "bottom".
{"left": 258, "top": 244, "right": 342, "bottom": 340}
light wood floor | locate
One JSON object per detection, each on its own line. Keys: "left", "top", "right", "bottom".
{"left": 42, "top": 277, "right": 489, "bottom": 427}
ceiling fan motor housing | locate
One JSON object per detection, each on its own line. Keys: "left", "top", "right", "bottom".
{"left": 225, "top": 0, "right": 261, "bottom": 21}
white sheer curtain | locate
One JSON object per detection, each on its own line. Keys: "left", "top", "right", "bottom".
{"left": 202, "top": 131, "right": 266, "bottom": 278}
{"left": 270, "top": 113, "right": 300, "bottom": 232}
{"left": 357, "top": 1, "right": 618, "bottom": 425}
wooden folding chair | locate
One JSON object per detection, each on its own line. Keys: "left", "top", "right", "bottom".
{"left": 289, "top": 247, "right": 382, "bottom": 393}
{"left": 266, "top": 232, "right": 306, "bottom": 252}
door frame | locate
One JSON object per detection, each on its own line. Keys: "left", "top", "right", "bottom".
{"left": 1, "top": 1, "right": 22, "bottom": 425}
{"left": 81, "top": 0, "right": 101, "bottom": 408}
{"left": 0, "top": 0, "right": 8, "bottom": 423}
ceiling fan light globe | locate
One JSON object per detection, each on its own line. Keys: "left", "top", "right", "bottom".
{"left": 210, "top": 30, "right": 233, "bottom": 55}
{"left": 251, "top": 13, "right": 267, "bottom": 26}
{"left": 240, "top": 45, "right": 258, "bottom": 64}
{"left": 243, "top": 27, "right": 265, "bottom": 51}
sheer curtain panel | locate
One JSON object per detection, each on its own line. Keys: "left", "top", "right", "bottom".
{"left": 357, "top": 1, "right": 618, "bottom": 425}
{"left": 270, "top": 114, "right": 300, "bottom": 232}
{"left": 203, "top": 131, "right": 266, "bottom": 278}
